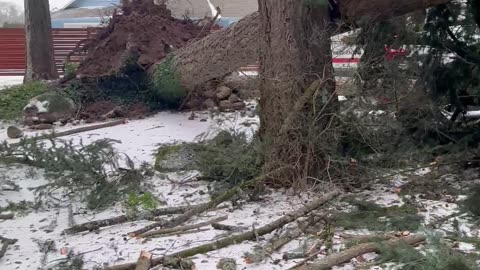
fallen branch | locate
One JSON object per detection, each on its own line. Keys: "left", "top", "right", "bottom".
{"left": 128, "top": 178, "right": 258, "bottom": 237}
{"left": 141, "top": 216, "right": 228, "bottom": 238}
{"left": 211, "top": 223, "right": 247, "bottom": 232}
{"left": 63, "top": 204, "right": 206, "bottom": 234}
{"left": 294, "top": 234, "right": 426, "bottom": 270}
{"left": 244, "top": 215, "right": 324, "bottom": 263}
{"left": 0, "top": 236, "right": 17, "bottom": 259}
{"left": 150, "top": 228, "right": 210, "bottom": 239}
{"left": 106, "top": 189, "right": 340, "bottom": 270}
{"left": 10, "top": 119, "right": 127, "bottom": 148}
{"left": 134, "top": 251, "right": 152, "bottom": 270}
{"left": 0, "top": 213, "right": 14, "bottom": 220}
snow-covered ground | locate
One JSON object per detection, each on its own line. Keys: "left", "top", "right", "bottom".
{"left": 0, "top": 79, "right": 479, "bottom": 269}
{"left": 0, "top": 76, "right": 23, "bottom": 90}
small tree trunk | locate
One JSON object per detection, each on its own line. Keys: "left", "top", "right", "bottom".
{"left": 258, "top": 0, "right": 337, "bottom": 187}
{"left": 24, "top": 0, "right": 58, "bottom": 82}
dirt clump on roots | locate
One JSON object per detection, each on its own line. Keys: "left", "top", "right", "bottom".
{"left": 76, "top": 0, "right": 211, "bottom": 78}
{"left": 80, "top": 101, "right": 151, "bottom": 121}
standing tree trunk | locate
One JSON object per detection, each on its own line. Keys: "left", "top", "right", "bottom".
{"left": 24, "top": 0, "right": 57, "bottom": 82}
{"left": 258, "top": 0, "right": 337, "bottom": 187}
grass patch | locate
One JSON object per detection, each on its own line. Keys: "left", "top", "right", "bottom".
{"left": 0, "top": 81, "right": 50, "bottom": 119}
{"left": 333, "top": 198, "right": 423, "bottom": 231}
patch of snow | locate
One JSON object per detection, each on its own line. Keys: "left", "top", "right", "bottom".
{"left": 24, "top": 99, "right": 50, "bottom": 113}
{"left": 0, "top": 76, "right": 23, "bottom": 90}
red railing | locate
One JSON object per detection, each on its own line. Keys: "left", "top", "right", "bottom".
{"left": 0, "top": 28, "right": 99, "bottom": 76}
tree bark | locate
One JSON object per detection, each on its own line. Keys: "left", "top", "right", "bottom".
{"left": 24, "top": 0, "right": 58, "bottom": 82}
{"left": 166, "top": 0, "right": 451, "bottom": 90}
{"left": 258, "top": 0, "right": 337, "bottom": 186}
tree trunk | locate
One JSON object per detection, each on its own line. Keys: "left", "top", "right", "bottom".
{"left": 257, "top": 0, "right": 337, "bottom": 187}
{"left": 24, "top": 0, "right": 58, "bottom": 82}
{"left": 167, "top": 0, "right": 451, "bottom": 90}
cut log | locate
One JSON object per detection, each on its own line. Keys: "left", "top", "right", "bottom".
{"left": 244, "top": 215, "right": 325, "bottom": 264}
{"left": 105, "top": 189, "right": 340, "bottom": 270}
{"left": 164, "top": 0, "right": 451, "bottom": 90}
{"left": 294, "top": 234, "right": 426, "bottom": 270}
{"left": 134, "top": 251, "right": 152, "bottom": 270}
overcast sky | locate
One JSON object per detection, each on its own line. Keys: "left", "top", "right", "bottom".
{"left": 1, "top": 0, "right": 72, "bottom": 11}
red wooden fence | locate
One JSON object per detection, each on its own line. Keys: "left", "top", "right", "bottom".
{"left": 0, "top": 28, "right": 99, "bottom": 76}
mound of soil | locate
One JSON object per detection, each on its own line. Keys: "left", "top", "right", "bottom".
{"left": 81, "top": 100, "right": 151, "bottom": 121}
{"left": 77, "top": 1, "right": 213, "bottom": 77}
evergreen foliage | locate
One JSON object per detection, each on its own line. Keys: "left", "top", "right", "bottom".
{"left": 0, "top": 138, "right": 145, "bottom": 209}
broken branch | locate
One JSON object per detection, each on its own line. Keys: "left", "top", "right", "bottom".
{"left": 63, "top": 204, "right": 206, "bottom": 234}
{"left": 106, "top": 189, "right": 340, "bottom": 270}
{"left": 140, "top": 216, "right": 228, "bottom": 238}
{"left": 128, "top": 178, "right": 258, "bottom": 237}
{"left": 0, "top": 236, "right": 18, "bottom": 259}
{"left": 134, "top": 251, "right": 152, "bottom": 270}
{"left": 294, "top": 234, "right": 426, "bottom": 270}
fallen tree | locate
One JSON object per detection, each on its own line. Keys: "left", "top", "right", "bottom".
{"left": 165, "top": 0, "right": 451, "bottom": 90}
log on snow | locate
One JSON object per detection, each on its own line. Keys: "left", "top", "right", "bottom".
{"left": 294, "top": 234, "right": 426, "bottom": 270}
{"left": 63, "top": 204, "right": 205, "bottom": 234}
{"left": 166, "top": 0, "right": 451, "bottom": 90}
{"left": 134, "top": 251, "right": 152, "bottom": 270}
{"left": 128, "top": 178, "right": 258, "bottom": 237}
{"left": 105, "top": 189, "right": 341, "bottom": 270}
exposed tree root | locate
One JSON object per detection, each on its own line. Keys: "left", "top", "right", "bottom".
{"left": 294, "top": 234, "right": 426, "bottom": 270}
{"left": 106, "top": 189, "right": 340, "bottom": 270}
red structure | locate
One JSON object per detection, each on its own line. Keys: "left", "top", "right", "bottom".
{"left": 0, "top": 28, "right": 99, "bottom": 76}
